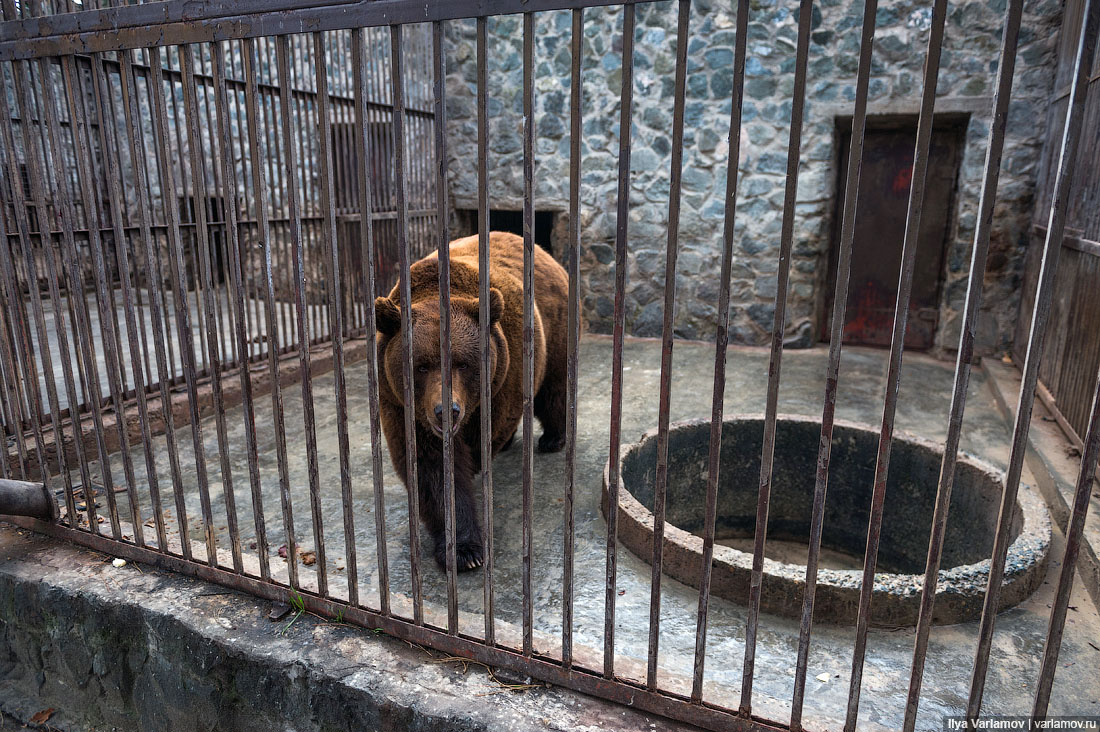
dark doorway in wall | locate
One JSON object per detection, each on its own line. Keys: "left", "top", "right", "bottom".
{"left": 455, "top": 209, "right": 557, "bottom": 256}
{"left": 822, "top": 116, "right": 966, "bottom": 350}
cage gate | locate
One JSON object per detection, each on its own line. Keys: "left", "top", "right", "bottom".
{"left": 1, "top": 0, "right": 1099, "bottom": 731}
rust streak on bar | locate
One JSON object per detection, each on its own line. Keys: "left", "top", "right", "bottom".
{"left": 181, "top": 45, "right": 244, "bottom": 572}
{"left": 352, "top": 27, "right": 391, "bottom": 615}
{"left": 692, "top": 0, "right": 748, "bottom": 705}
{"left": 604, "top": 1, "right": 635, "bottom": 681}
{"left": 743, "top": 0, "right": 827, "bottom": 708}
{"left": 242, "top": 37, "right": 299, "bottom": 589}
{"left": 0, "top": 74, "right": 59, "bottom": 531}
{"left": 901, "top": 0, "right": 1023, "bottom": 727}
{"left": 967, "top": 0, "right": 1100, "bottom": 722}
{"left": 1032, "top": 363, "right": 1100, "bottom": 720}
{"left": 171, "top": 44, "right": 224, "bottom": 567}
{"left": 562, "top": 5, "right": 583, "bottom": 672}
{"left": 521, "top": 9, "right": 536, "bottom": 659}
{"left": 129, "top": 48, "right": 196, "bottom": 556}
{"left": 390, "top": 23, "right": 424, "bottom": 624}
{"left": 845, "top": 0, "right": 948, "bottom": 726}
{"left": 314, "top": 30, "right": 358, "bottom": 605}
{"left": 431, "top": 19, "right": 459, "bottom": 633}
{"left": 742, "top": 0, "right": 818, "bottom": 716}
{"left": 476, "top": 15, "right": 495, "bottom": 646}
{"left": 212, "top": 41, "right": 272, "bottom": 582}
{"left": 277, "top": 34, "right": 329, "bottom": 596}
{"left": 85, "top": 51, "right": 161, "bottom": 551}
{"left": 647, "top": 0, "right": 690, "bottom": 692}
{"left": 780, "top": 0, "right": 839, "bottom": 725}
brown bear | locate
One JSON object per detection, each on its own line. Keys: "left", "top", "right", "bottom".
{"left": 374, "top": 231, "right": 569, "bottom": 572}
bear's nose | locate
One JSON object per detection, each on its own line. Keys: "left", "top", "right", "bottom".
{"left": 433, "top": 402, "right": 461, "bottom": 420}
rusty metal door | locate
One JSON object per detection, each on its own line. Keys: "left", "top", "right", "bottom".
{"left": 824, "top": 122, "right": 963, "bottom": 349}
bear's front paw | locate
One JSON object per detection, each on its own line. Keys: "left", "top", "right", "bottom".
{"left": 434, "top": 539, "right": 485, "bottom": 572}
{"left": 537, "top": 432, "right": 566, "bottom": 453}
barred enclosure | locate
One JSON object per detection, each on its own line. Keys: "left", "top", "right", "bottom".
{"left": 1, "top": 0, "right": 1099, "bottom": 731}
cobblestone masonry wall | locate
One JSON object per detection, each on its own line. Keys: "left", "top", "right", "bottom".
{"left": 443, "top": 0, "right": 1062, "bottom": 353}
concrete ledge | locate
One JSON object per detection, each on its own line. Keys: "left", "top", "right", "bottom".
{"left": 0, "top": 524, "right": 698, "bottom": 732}
{"left": 5, "top": 336, "right": 370, "bottom": 478}
{"left": 984, "top": 359, "right": 1100, "bottom": 609}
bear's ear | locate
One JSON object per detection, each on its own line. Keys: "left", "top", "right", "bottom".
{"left": 454, "top": 288, "right": 504, "bottom": 326}
{"left": 374, "top": 296, "right": 401, "bottom": 336}
{"left": 487, "top": 288, "right": 504, "bottom": 325}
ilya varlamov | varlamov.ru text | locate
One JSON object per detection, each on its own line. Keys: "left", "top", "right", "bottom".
{"left": 945, "top": 718, "right": 1100, "bottom": 731}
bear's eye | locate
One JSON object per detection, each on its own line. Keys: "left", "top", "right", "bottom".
{"left": 417, "top": 365, "right": 429, "bottom": 374}
{"left": 456, "top": 362, "right": 468, "bottom": 371}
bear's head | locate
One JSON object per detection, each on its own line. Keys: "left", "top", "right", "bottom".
{"left": 375, "top": 288, "right": 508, "bottom": 439}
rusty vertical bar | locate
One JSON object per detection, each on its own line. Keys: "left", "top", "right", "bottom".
{"left": 166, "top": 52, "right": 211, "bottom": 375}
{"left": 0, "top": 129, "right": 57, "bottom": 512}
{"left": 212, "top": 41, "right": 271, "bottom": 582}
{"left": 390, "top": 23, "right": 423, "bottom": 624}
{"left": 787, "top": 1, "right": 880, "bottom": 726}
{"left": 276, "top": 34, "right": 328, "bottom": 595}
{"left": 258, "top": 40, "right": 284, "bottom": 349}
{"left": 0, "top": 63, "right": 67, "bottom": 505}
{"left": 691, "top": 0, "right": 749, "bottom": 704}
{"left": 81, "top": 58, "right": 132, "bottom": 406}
{"left": 242, "top": 36, "right": 298, "bottom": 589}
{"left": 561, "top": 5, "right": 583, "bottom": 672}
{"left": 125, "top": 183, "right": 154, "bottom": 395}
{"left": 604, "top": 1, "right": 635, "bottom": 681}
{"left": 295, "top": 53, "right": 320, "bottom": 347}
{"left": 149, "top": 46, "right": 221, "bottom": 565}
{"left": 843, "top": 0, "right": 947, "bottom": 724}
{"left": 476, "top": 15, "right": 495, "bottom": 645}
{"left": 181, "top": 43, "right": 246, "bottom": 570}
{"left": 83, "top": 52, "right": 167, "bottom": 549}
{"left": 139, "top": 52, "right": 181, "bottom": 386}
{"left": 38, "top": 240, "right": 84, "bottom": 527}
{"left": 901, "top": 1, "right": 1023, "bottom": 728}
{"left": 521, "top": 9, "right": 536, "bottom": 659}
{"left": 196, "top": 48, "right": 232, "bottom": 371}
{"left": 741, "top": 0, "right": 838, "bottom": 705}
{"left": 1032, "top": 364, "right": 1100, "bottom": 720}
{"left": 0, "top": 80, "right": 32, "bottom": 486}
{"left": 313, "top": 30, "right": 358, "bottom": 603}
{"left": 431, "top": 19, "right": 459, "bottom": 633}
{"left": 0, "top": 279, "right": 25, "bottom": 483}
{"left": 118, "top": 48, "right": 194, "bottom": 559}
{"left": 2, "top": 61, "right": 81, "bottom": 524}
{"left": 0, "top": 249, "right": 31, "bottom": 483}
{"left": 352, "top": 27, "right": 390, "bottom": 615}
{"left": 226, "top": 48, "right": 255, "bottom": 359}
{"left": 646, "top": 0, "right": 690, "bottom": 691}
{"left": 967, "top": 0, "right": 1100, "bottom": 721}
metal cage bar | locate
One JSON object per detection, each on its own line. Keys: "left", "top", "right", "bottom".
{"left": 0, "top": 2, "right": 1098, "bottom": 731}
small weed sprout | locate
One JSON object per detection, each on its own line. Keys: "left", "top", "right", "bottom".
{"left": 281, "top": 591, "right": 307, "bottom": 635}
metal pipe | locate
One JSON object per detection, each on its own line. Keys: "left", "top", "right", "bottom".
{"left": 0, "top": 478, "right": 57, "bottom": 521}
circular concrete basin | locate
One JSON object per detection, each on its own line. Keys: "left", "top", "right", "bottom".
{"left": 603, "top": 415, "right": 1050, "bottom": 625}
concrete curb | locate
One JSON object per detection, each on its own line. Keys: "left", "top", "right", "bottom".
{"left": 983, "top": 359, "right": 1100, "bottom": 610}
{"left": 0, "top": 524, "right": 699, "bottom": 732}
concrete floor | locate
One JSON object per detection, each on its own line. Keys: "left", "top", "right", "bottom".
{"left": 83, "top": 335, "right": 1100, "bottom": 731}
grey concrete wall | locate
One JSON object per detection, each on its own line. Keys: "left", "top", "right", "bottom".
{"left": 442, "top": 0, "right": 1062, "bottom": 354}
{"left": 0, "top": 526, "right": 693, "bottom": 732}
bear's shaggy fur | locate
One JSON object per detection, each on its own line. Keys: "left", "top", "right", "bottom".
{"left": 375, "top": 231, "right": 569, "bottom": 571}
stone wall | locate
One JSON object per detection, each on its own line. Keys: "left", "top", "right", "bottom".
{"left": 442, "top": 0, "right": 1062, "bottom": 354}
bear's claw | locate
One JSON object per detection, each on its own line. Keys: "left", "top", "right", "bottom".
{"left": 436, "top": 540, "right": 484, "bottom": 573}
{"left": 457, "top": 541, "right": 484, "bottom": 572}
